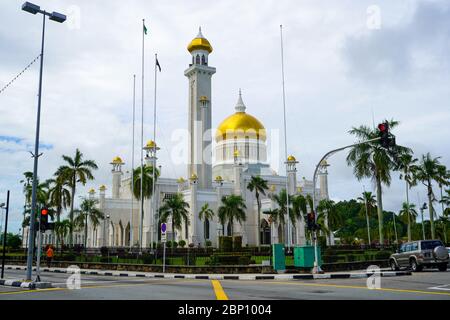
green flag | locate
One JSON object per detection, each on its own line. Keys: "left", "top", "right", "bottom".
{"left": 143, "top": 23, "right": 148, "bottom": 35}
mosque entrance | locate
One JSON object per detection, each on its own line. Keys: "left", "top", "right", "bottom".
{"left": 260, "top": 219, "right": 271, "bottom": 245}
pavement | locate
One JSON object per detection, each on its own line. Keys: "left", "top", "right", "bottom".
{"left": 0, "top": 267, "right": 449, "bottom": 300}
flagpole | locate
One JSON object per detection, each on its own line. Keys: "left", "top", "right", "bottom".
{"left": 280, "top": 25, "right": 292, "bottom": 252}
{"left": 130, "top": 74, "right": 136, "bottom": 252}
{"left": 151, "top": 53, "right": 158, "bottom": 247}
{"left": 139, "top": 19, "right": 145, "bottom": 254}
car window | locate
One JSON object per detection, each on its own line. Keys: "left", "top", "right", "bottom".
{"left": 410, "top": 242, "right": 418, "bottom": 251}
{"left": 405, "top": 244, "right": 412, "bottom": 252}
{"left": 421, "top": 240, "right": 443, "bottom": 250}
{"left": 399, "top": 244, "right": 406, "bottom": 253}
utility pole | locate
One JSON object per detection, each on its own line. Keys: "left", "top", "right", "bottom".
{"left": 1, "top": 191, "right": 10, "bottom": 279}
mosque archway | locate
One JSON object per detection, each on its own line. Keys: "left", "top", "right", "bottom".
{"left": 125, "top": 223, "right": 131, "bottom": 247}
{"left": 260, "top": 219, "right": 271, "bottom": 245}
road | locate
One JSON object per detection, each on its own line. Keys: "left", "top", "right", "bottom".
{"left": 0, "top": 269, "right": 449, "bottom": 300}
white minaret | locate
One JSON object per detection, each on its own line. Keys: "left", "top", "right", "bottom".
{"left": 185, "top": 27, "right": 216, "bottom": 189}
{"left": 110, "top": 156, "right": 124, "bottom": 199}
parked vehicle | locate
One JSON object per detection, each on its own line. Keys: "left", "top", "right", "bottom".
{"left": 389, "top": 240, "right": 449, "bottom": 272}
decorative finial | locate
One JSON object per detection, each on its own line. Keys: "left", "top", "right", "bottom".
{"left": 235, "top": 89, "right": 246, "bottom": 113}
{"left": 197, "top": 26, "right": 204, "bottom": 38}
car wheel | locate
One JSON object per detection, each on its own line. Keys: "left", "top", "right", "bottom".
{"left": 390, "top": 260, "right": 399, "bottom": 271}
{"left": 410, "top": 259, "right": 423, "bottom": 272}
{"left": 438, "top": 263, "right": 447, "bottom": 272}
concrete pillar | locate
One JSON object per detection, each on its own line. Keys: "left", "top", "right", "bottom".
{"left": 189, "top": 174, "right": 199, "bottom": 245}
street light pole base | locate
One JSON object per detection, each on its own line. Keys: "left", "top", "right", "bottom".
{"left": 312, "top": 266, "right": 324, "bottom": 274}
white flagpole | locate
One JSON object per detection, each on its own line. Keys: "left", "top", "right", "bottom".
{"left": 139, "top": 19, "right": 145, "bottom": 253}
{"left": 280, "top": 24, "right": 292, "bottom": 252}
{"left": 130, "top": 74, "right": 136, "bottom": 251}
{"left": 150, "top": 54, "right": 158, "bottom": 247}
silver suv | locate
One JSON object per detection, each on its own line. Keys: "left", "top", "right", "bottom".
{"left": 389, "top": 240, "right": 449, "bottom": 272}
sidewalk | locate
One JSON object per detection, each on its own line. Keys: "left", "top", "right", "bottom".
{"left": 2, "top": 265, "right": 411, "bottom": 288}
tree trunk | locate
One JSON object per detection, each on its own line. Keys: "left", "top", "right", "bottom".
{"left": 405, "top": 180, "right": 412, "bottom": 242}
{"left": 84, "top": 215, "right": 88, "bottom": 256}
{"left": 257, "top": 196, "right": 261, "bottom": 252}
{"left": 69, "top": 177, "right": 76, "bottom": 248}
{"left": 428, "top": 181, "right": 435, "bottom": 239}
{"left": 375, "top": 175, "right": 384, "bottom": 245}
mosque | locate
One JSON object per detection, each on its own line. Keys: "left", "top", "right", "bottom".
{"left": 26, "top": 29, "right": 332, "bottom": 249}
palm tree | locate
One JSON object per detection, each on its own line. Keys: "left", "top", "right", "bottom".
{"left": 159, "top": 193, "right": 190, "bottom": 247}
{"left": 74, "top": 198, "right": 104, "bottom": 253}
{"left": 317, "top": 199, "right": 343, "bottom": 244}
{"left": 130, "top": 164, "right": 159, "bottom": 200}
{"left": 198, "top": 203, "right": 214, "bottom": 247}
{"left": 56, "top": 149, "right": 98, "bottom": 246}
{"left": 398, "top": 202, "right": 418, "bottom": 242}
{"left": 413, "top": 153, "right": 448, "bottom": 239}
{"left": 357, "top": 191, "right": 377, "bottom": 244}
{"left": 269, "top": 189, "right": 291, "bottom": 243}
{"left": 346, "top": 119, "right": 411, "bottom": 244}
{"left": 54, "top": 219, "right": 72, "bottom": 252}
{"left": 217, "top": 195, "right": 246, "bottom": 237}
{"left": 218, "top": 206, "right": 228, "bottom": 236}
{"left": 291, "top": 194, "right": 311, "bottom": 242}
{"left": 395, "top": 153, "right": 418, "bottom": 241}
{"left": 48, "top": 177, "right": 71, "bottom": 247}
{"left": 247, "top": 176, "right": 268, "bottom": 251}
{"left": 440, "top": 188, "right": 450, "bottom": 244}
{"left": 20, "top": 172, "right": 34, "bottom": 229}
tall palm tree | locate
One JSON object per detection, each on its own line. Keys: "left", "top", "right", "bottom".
{"left": 399, "top": 202, "right": 418, "bottom": 241}
{"left": 217, "top": 195, "right": 246, "bottom": 237}
{"left": 291, "top": 194, "right": 311, "bottom": 242}
{"left": 56, "top": 149, "right": 98, "bottom": 246}
{"left": 159, "top": 193, "right": 190, "bottom": 247}
{"left": 396, "top": 153, "right": 418, "bottom": 240}
{"left": 413, "top": 153, "right": 448, "bottom": 239}
{"left": 317, "top": 199, "right": 343, "bottom": 244}
{"left": 20, "top": 172, "right": 34, "bottom": 230}
{"left": 247, "top": 175, "right": 268, "bottom": 251}
{"left": 357, "top": 191, "right": 377, "bottom": 243}
{"left": 130, "top": 164, "right": 159, "bottom": 200}
{"left": 440, "top": 188, "right": 450, "bottom": 244}
{"left": 48, "top": 177, "right": 71, "bottom": 243}
{"left": 54, "top": 219, "right": 72, "bottom": 252}
{"left": 74, "top": 198, "right": 104, "bottom": 253}
{"left": 347, "top": 120, "right": 411, "bottom": 244}
{"left": 218, "top": 206, "right": 228, "bottom": 236}
{"left": 198, "top": 203, "right": 214, "bottom": 247}
{"left": 269, "top": 189, "right": 291, "bottom": 244}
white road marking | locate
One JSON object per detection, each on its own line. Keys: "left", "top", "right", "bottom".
{"left": 428, "top": 284, "right": 450, "bottom": 291}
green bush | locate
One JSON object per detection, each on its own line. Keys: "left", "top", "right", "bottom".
{"left": 142, "top": 254, "right": 154, "bottom": 264}
{"left": 219, "top": 236, "right": 233, "bottom": 252}
{"left": 166, "top": 241, "right": 173, "bottom": 248}
{"left": 205, "top": 240, "right": 212, "bottom": 247}
{"left": 172, "top": 241, "right": 178, "bottom": 248}
{"left": 208, "top": 254, "right": 251, "bottom": 265}
{"left": 178, "top": 240, "right": 186, "bottom": 248}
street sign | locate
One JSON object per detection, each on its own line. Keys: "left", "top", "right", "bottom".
{"left": 161, "top": 223, "right": 167, "bottom": 243}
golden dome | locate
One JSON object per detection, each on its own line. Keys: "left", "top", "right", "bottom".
{"left": 287, "top": 155, "right": 296, "bottom": 162}
{"left": 177, "top": 177, "right": 186, "bottom": 183}
{"left": 112, "top": 156, "right": 123, "bottom": 164}
{"left": 321, "top": 160, "right": 329, "bottom": 166}
{"left": 187, "top": 27, "right": 213, "bottom": 53}
{"left": 215, "top": 175, "right": 223, "bottom": 182}
{"left": 99, "top": 185, "right": 106, "bottom": 191}
{"left": 145, "top": 140, "right": 159, "bottom": 150}
{"left": 190, "top": 173, "right": 198, "bottom": 180}
{"left": 216, "top": 90, "right": 266, "bottom": 142}
{"left": 88, "top": 188, "right": 95, "bottom": 194}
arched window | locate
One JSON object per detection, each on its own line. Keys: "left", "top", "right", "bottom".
{"left": 201, "top": 55, "right": 206, "bottom": 65}
{"left": 204, "top": 219, "right": 210, "bottom": 239}
{"left": 196, "top": 54, "right": 200, "bottom": 64}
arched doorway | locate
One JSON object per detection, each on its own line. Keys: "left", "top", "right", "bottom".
{"left": 204, "top": 218, "right": 210, "bottom": 240}
{"left": 260, "top": 219, "right": 271, "bottom": 245}
{"left": 125, "top": 223, "right": 131, "bottom": 247}
{"left": 109, "top": 222, "right": 115, "bottom": 247}
{"left": 118, "top": 221, "right": 124, "bottom": 246}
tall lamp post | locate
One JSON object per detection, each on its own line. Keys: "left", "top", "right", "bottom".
{"left": 22, "top": 1, "right": 66, "bottom": 282}
{"left": 1, "top": 191, "right": 10, "bottom": 279}
{"left": 420, "top": 203, "right": 427, "bottom": 240}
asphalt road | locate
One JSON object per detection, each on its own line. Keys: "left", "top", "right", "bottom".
{"left": 0, "top": 269, "right": 449, "bottom": 300}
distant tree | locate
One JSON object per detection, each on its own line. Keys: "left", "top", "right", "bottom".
{"left": 398, "top": 202, "right": 418, "bottom": 242}
{"left": 218, "top": 195, "right": 246, "bottom": 238}
{"left": 74, "top": 198, "right": 104, "bottom": 253}
{"left": 247, "top": 176, "right": 268, "bottom": 251}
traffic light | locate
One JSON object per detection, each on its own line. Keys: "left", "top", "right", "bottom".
{"left": 40, "top": 207, "right": 49, "bottom": 231}
{"left": 307, "top": 212, "right": 315, "bottom": 231}
{"left": 378, "top": 122, "right": 390, "bottom": 148}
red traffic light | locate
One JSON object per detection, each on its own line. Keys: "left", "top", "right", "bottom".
{"left": 378, "top": 123, "right": 387, "bottom": 132}
{"left": 41, "top": 208, "right": 48, "bottom": 216}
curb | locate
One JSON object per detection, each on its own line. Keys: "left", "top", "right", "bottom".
{"left": 4, "top": 265, "right": 411, "bottom": 282}
{"left": 0, "top": 279, "right": 53, "bottom": 289}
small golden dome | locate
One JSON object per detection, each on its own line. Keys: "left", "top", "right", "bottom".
{"left": 112, "top": 156, "right": 123, "bottom": 164}
{"left": 99, "top": 185, "right": 106, "bottom": 191}
{"left": 187, "top": 28, "right": 213, "bottom": 53}
{"left": 190, "top": 173, "right": 198, "bottom": 180}
{"left": 321, "top": 160, "right": 329, "bottom": 166}
{"left": 215, "top": 175, "right": 223, "bottom": 181}
{"left": 287, "top": 155, "right": 296, "bottom": 162}
{"left": 233, "top": 149, "right": 240, "bottom": 157}
{"left": 88, "top": 188, "right": 95, "bottom": 194}
{"left": 146, "top": 140, "right": 156, "bottom": 148}
{"left": 177, "top": 177, "right": 186, "bottom": 183}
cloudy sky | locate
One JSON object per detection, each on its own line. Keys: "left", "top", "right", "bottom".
{"left": 1, "top": 0, "right": 449, "bottom": 233}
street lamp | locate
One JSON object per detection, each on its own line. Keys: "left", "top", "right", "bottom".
{"left": 420, "top": 203, "right": 427, "bottom": 240}
{"left": 22, "top": 1, "right": 66, "bottom": 282}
